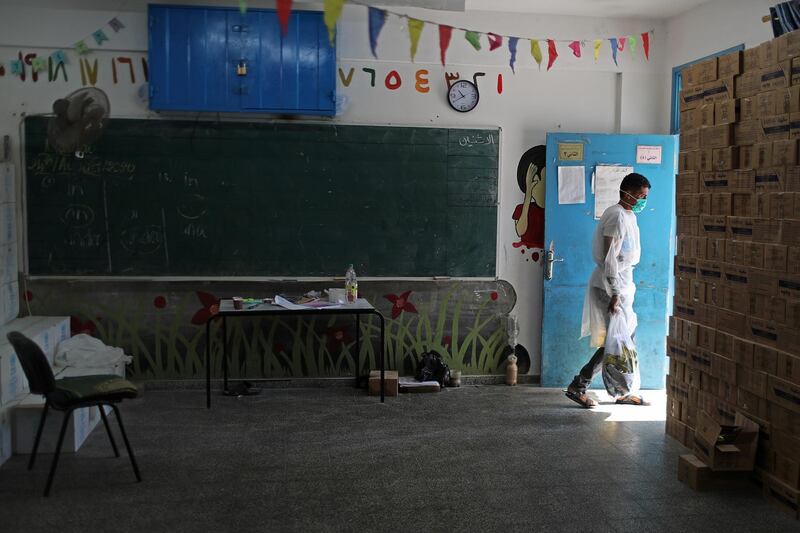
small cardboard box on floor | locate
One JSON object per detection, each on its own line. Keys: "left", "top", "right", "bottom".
{"left": 678, "top": 453, "right": 752, "bottom": 491}
{"left": 693, "top": 410, "right": 759, "bottom": 471}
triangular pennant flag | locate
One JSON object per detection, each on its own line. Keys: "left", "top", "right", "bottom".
{"left": 323, "top": 0, "right": 345, "bottom": 45}
{"left": 439, "top": 25, "right": 453, "bottom": 66}
{"left": 238, "top": 0, "right": 247, "bottom": 15}
{"left": 10, "top": 59, "right": 23, "bottom": 76}
{"left": 92, "top": 29, "right": 109, "bottom": 45}
{"left": 618, "top": 37, "right": 626, "bottom": 52}
{"left": 546, "top": 39, "right": 558, "bottom": 70}
{"left": 465, "top": 30, "right": 481, "bottom": 51}
{"left": 408, "top": 19, "right": 425, "bottom": 62}
{"left": 51, "top": 50, "right": 67, "bottom": 64}
{"left": 508, "top": 37, "right": 519, "bottom": 73}
{"left": 593, "top": 39, "right": 602, "bottom": 60}
{"left": 368, "top": 7, "right": 387, "bottom": 58}
{"left": 641, "top": 32, "right": 650, "bottom": 61}
{"left": 31, "top": 57, "right": 47, "bottom": 72}
{"left": 568, "top": 40, "right": 581, "bottom": 58}
{"left": 531, "top": 40, "right": 543, "bottom": 69}
{"left": 629, "top": 35, "right": 638, "bottom": 58}
{"left": 488, "top": 33, "right": 502, "bottom": 51}
{"left": 108, "top": 17, "right": 125, "bottom": 32}
{"left": 277, "top": 0, "right": 292, "bottom": 36}
{"left": 609, "top": 38, "right": 619, "bottom": 66}
{"left": 75, "top": 41, "right": 90, "bottom": 55}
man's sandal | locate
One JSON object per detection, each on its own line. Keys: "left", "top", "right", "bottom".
{"left": 564, "top": 389, "right": 598, "bottom": 408}
{"left": 615, "top": 395, "right": 649, "bottom": 406}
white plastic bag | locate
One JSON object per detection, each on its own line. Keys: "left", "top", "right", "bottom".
{"left": 54, "top": 334, "right": 132, "bottom": 369}
{"left": 602, "top": 312, "right": 640, "bottom": 399}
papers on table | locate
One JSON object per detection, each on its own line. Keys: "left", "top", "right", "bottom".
{"left": 274, "top": 295, "right": 343, "bottom": 310}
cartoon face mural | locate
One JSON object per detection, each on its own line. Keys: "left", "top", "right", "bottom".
{"left": 512, "top": 145, "right": 546, "bottom": 261}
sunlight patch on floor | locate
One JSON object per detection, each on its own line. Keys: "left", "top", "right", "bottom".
{"left": 589, "top": 389, "right": 667, "bottom": 422}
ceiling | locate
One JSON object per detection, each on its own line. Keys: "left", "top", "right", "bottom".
{"left": 0, "top": 0, "right": 714, "bottom": 19}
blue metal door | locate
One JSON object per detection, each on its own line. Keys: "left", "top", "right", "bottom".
{"left": 541, "top": 133, "right": 678, "bottom": 389}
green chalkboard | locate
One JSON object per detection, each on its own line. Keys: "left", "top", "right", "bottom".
{"left": 25, "top": 117, "right": 498, "bottom": 277}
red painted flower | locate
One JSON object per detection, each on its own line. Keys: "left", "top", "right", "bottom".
{"left": 24, "top": 290, "right": 33, "bottom": 302}
{"left": 153, "top": 295, "right": 167, "bottom": 309}
{"left": 384, "top": 290, "right": 418, "bottom": 319}
{"left": 273, "top": 342, "right": 286, "bottom": 354}
{"left": 190, "top": 291, "right": 219, "bottom": 325}
{"left": 490, "top": 291, "right": 498, "bottom": 301}
{"left": 70, "top": 316, "right": 97, "bottom": 336}
{"left": 325, "top": 326, "right": 353, "bottom": 351}
{"left": 442, "top": 335, "right": 452, "bottom": 347}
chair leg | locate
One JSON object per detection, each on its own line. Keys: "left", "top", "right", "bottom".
{"left": 28, "top": 402, "right": 49, "bottom": 471}
{"left": 110, "top": 404, "right": 141, "bottom": 482}
{"left": 99, "top": 405, "right": 120, "bottom": 457}
{"left": 44, "top": 408, "right": 74, "bottom": 497}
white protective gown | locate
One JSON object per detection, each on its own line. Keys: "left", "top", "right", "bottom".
{"left": 580, "top": 203, "right": 641, "bottom": 347}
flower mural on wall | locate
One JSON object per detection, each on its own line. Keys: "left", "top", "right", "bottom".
{"left": 190, "top": 291, "right": 219, "bottom": 325}
{"left": 325, "top": 325, "right": 353, "bottom": 352}
{"left": 384, "top": 291, "right": 418, "bottom": 319}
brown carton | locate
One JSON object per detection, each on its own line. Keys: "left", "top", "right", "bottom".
{"left": 681, "top": 108, "right": 702, "bottom": 130}
{"left": 736, "top": 71, "right": 762, "bottom": 98}
{"left": 769, "top": 192, "right": 795, "bottom": 218}
{"left": 755, "top": 167, "right": 786, "bottom": 191}
{"left": 782, "top": 219, "right": 800, "bottom": 245}
{"left": 776, "top": 272, "right": 800, "bottom": 299}
{"left": 733, "top": 192, "right": 755, "bottom": 215}
{"left": 750, "top": 292, "right": 786, "bottom": 323}
{"left": 676, "top": 194, "right": 700, "bottom": 216}
{"left": 764, "top": 243, "right": 789, "bottom": 271}
{"left": 735, "top": 120, "right": 764, "bottom": 145}
{"left": 749, "top": 316, "right": 781, "bottom": 347}
{"left": 679, "top": 150, "right": 698, "bottom": 172}
{"left": 738, "top": 387, "right": 768, "bottom": 419}
{"left": 698, "top": 57, "right": 719, "bottom": 83}
{"left": 768, "top": 376, "right": 800, "bottom": 414}
{"left": 743, "top": 48, "right": 760, "bottom": 72}
{"left": 693, "top": 411, "right": 759, "bottom": 471}
{"left": 755, "top": 142, "right": 773, "bottom": 167}
{"left": 700, "top": 124, "right": 733, "bottom": 148}
{"left": 790, "top": 246, "right": 800, "bottom": 273}
{"left": 758, "top": 90, "right": 781, "bottom": 118}
{"left": 699, "top": 103, "right": 716, "bottom": 127}
{"left": 762, "top": 114, "right": 791, "bottom": 140}
{"left": 793, "top": 56, "right": 800, "bottom": 85}
{"left": 706, "top": 238, "right": 726, "bottom": 261}
{"left": 711, "top": 148, "right": 738, "bottom": 171}
{"left": 753, "top": 218, "right": 784, "bottom": 243}
{"left": 700, "top": 215, "right": 727, "bottom": 237}
{"left": 711, "top": 192, "right": 732, "bottom": 215}
{"left": 786, "top": 299, "right": 800, "bottom": 328}
{"left": 704, "top": 77, "right": 735, "bottom": 103}
{"left": 681, "top": 86, "right": 706, "bottom": 111}
{"left": 762, "top": 472, "right": 800, "bottom": 519}
{"left": 727, "top": 216, "right": 754, "bottom": 240}
{"left": 675, "top": 256, "right": 697, "bottom": 277}
{"left": 769, "top": 402, "right": 800, "bottom": 437}
{"left": 758, "top": 39, "right": 780, "bottom": 68}
{"left": 739, "top": 145, "right": 756, "bottom": 168}
{"left": 716, "top": 308, "right": 747, "bottom": 337}
{"left": 681, "top": 128, "right": 700, "bottom": 150}
{"left": 790, "top": 85, "right": 800, "bottom": 113}
{"left": 777, "top": 351, "right": 800, "bottom": 386}
{"left": 698, "top": 148, "right": 714, "bottom": 171}
{"left": 698, "top": 193, "right": 712, "bottom": 214}
{"left": 734, "top": 337, "right": 755, "bottom": 367}
{"left": 745, "top": 241, "right": 766, "bottom": 268}
{"left": 740, "top": 96, "right": 759, "bottom": 121}
{"left": 682, "top": 62, "right": 701, "bottom": 87}
{"left": 718, "top": 51, "right": 742, "bottom": 78}
{"left": 677, "top": 171, "right": 699, "bottom": 194}
{"left": 750, "top": 269, "right": 779, "bottom": 295}
{"left": 725, "top": 240, "right": 745, "bottom": 265}
{"left": 715, "top": 99, "right": 739, "bottom": 125}
{"left": 712, "top": 352, "right": 736, "bottom": 383}
{"left": 760, "top": 61, "right": 792, "bottom": 91}
{"left": 755, "top": 345, "right": 780, "bottom": 375}
{"left": 772, "top": 139, "right": 798, "bottom": 166}
{"left": 697, "top": 260, "right": 723, "bottom": 283}
{"left": 678, "top": 216, "right": 699, "bottom": 236}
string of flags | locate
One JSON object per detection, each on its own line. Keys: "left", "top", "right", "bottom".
{"left": 6, "top": 16, "right": 126, "bottom": 76}
{"left": 238, "top": 0, "right": 652, "bottom": 71}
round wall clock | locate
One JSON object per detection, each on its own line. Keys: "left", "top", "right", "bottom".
{"left": 447, "top": 80, "right": 479, "bottom": 113}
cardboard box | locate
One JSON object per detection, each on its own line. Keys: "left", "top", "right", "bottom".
{"left": 698, "top": 57, "right": 719, "bottom": 83}
{"left": 681, "top": 86, "right": 706, "bottom": 111}
{"left": 681, "top": 128, "right": 700, "bottom": 150}
{"left": 733, "top": 192, "right": 755, "bottom": 215}
{"left": 787, "top": 299, "right": 800, "bottom": 328}
{"left": 762, "top": 115, "right": 791, "bottom": 140}
{"left": 759, "top": 39, "right": 780, "bottom": 69}
{"left": 788, "top": 167, "right": 800, "bottom": 192}
{"left": 681, "top": 108, "right": 702, "bottom": 131}
{"left": 790, "top": 246, "right": 800, "bottom": 273}
{"left": 750, "top": 292, "right": 787, "bottom": 323}
{"left": 755, "top": 345, "right": 779, "bottom": 376}
{"left": 678, "top": 216, "right": 699, "bottom": 236}
{"left": 739, "top": 144, "right": 756, "bottom": 168}
{"left": 755, "top": 167, "right": 786, "bottom": 191}
{"left": 368, "top": 370, "right": 399, "bottom": 397}
{"left": 711, "top": 192, "right": 732, "bottom": 215}
{"left": 701, "top": 124, "right": 733, "bottom": 148}
{"left": 700, "top": 215, "right": 727, "bottom": 237}
{"left": 773, "top": 139, "right": 798, "bottom": 166}
{"left": 761, "top": 62, "right": 792, "bottom": 92}
{"left": 715, "top": 331, "right": 734, "bottom": 357}
{"left": 719, "top": 51, "right": 742, "bottom": 78}
{"left": 777, "top": 272, "right": 800, "bottom": 299}
{"left": 753, "top": 218, "right": 784, "bottom": 243}
{"left": 677, "top": 171, "right": 699, "bottom": 194}
{"left": 711, "top": 148, "right": 737, "bottom": 172}
{"left": 791, "top": 112, "right": 800, "bottom": 138}
{"left": 697, "top": 260, "right": 723, "bottom": 283}
{"left": 678, "top": 453, "right": 753, "bottom": 491}
{"left": 727, "top": 216, "right": 754, "bottom": 240}
{"left": 770, "top": 401, "right": 800, "bottom": 437}
{"left": 706, "top": 237, "right": 726, "bottom": 261}
{"left": 762, "top": 471, "right": 800, "bottom": 519}
{"left": 777, "top": 351, "right": 800, "bottom": 386}
{"left": 759, "top": 90, "right": 784, "bottom": 118}
{"left": 765, "top": 243, "right": 789, "bottom": 271}
{"left": 743, "top": 48, "right": 760, "bottom": 72}
{"left": 740, "top": 96, "right": 759, "bottom": 122}
{"left": 698, "top": 148, "right": 714, "bottom": 172}
{"left": 679, "top": 150, "right": 698, "bottom": 172}
{"left": 711, "top": 352, "right": 736, "bottom": 383}
{"left": 699, "top": 104, "right": 716, "bottom": 127}
{"left": 704, "top": 77, "right": 735, "bottom": 104}
{"left": 738, "top": 387, "right": 767, "bottom": 419}
{"left": 774, "top": 452, "right": 800, "bottom": 490}
{"left": 693, "top": 410, "right": 759, "bottom": 471}
{"left": 755, "top": 142, "right": 774, "bottom": 168}
{"left": 782, "top": 219, "right": 800, "bottom": 245}
{"left": 745, "top": 241, "right": 765, "bottom": 268}
{"left": 675, "top": 256, "right": 697, "bottom": 277}
{"left": 716, "top": 308, "right": 747, "bottom": 337}
{"left": 750, "top": 269, "right": 779, "bottom": 295}
{"left": 735, "top": 120, "right": 765, "bottom": 145}
{"left": 793, "top": 56, "right": 800, "bottom": 86}
{"left": 749, "top": 316, "right": 782, "bottom": 347}
{"left": 676, "top": 194, "right": 699, "bottom": 216}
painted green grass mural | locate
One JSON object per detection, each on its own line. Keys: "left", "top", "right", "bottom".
{"left": 23, "top": 281, "right": 516, "bottom": 380}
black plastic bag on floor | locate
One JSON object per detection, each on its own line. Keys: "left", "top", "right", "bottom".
{"left": 416, "top": 350, "right": 451, "bottom": 387}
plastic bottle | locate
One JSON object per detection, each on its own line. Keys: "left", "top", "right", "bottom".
{"left": 345, "top": 264, "right": 358, "bottom": 303}
{"left": 506, "top": 354, "right": 518, "bottom": 386}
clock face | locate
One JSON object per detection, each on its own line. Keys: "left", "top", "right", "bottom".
{"left": 447, "top": 80, "right": 479, "bottom": 112}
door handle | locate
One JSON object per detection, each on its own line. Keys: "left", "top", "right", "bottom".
{"left": 544, "top": 243, "right": 564, "bottom": 281}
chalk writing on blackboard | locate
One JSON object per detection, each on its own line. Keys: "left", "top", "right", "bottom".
{"left": 458, "top": 133, "right": 495, "bottom": 147}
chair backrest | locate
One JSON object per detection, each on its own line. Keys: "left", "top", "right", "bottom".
{"left": 6, "top": 332, "right": 56, "bottom": 396}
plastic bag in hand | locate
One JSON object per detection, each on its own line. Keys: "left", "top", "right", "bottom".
{"left": 601, "top": 312, "right": 641, "bottom": 399}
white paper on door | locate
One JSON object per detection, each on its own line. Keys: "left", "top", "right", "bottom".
{"left": 594, "top": 165, "right": 633, "bottom": 219}
{"left": 557, "top": 166, "right": 585, "bottom": 205}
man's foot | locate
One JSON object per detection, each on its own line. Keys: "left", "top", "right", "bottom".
{"left": 615, "top": 395, "right": 649, "bottom": 406}
{"left": 564, "top": 385, "right": 597, "bottom": 408}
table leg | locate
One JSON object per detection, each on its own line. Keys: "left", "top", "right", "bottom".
{"left": 206, "top": 319, "right": 211, "bottom": 409}
{"left": 222, "top": 317, "right": 229, "bottom": 393}
{"left": 355, "top": 314, "right": 361, "bottom": 387}
{"left": 378, "top": 312, "right": 385, "bottom": 403}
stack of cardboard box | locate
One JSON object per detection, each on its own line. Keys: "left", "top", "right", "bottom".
{"left": 670, "top": 31, "right": 800, "bottom": 518}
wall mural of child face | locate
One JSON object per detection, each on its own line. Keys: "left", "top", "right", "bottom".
{"left": 512, "top": 145, "right": 546, "bottom": 256}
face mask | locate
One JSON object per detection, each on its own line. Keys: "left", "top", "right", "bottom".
{"left": 621, "top": 190, "right": 647, "bottom": 214}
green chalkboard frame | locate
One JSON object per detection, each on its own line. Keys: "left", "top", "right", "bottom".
{"left": 25, "top": 116, "right": 499, "bottom": 278}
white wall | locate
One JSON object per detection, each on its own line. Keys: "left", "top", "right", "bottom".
{"left": 0, "top": 1, "right": 669, "bottom": 376}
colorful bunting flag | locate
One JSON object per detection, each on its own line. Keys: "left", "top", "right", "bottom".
{"left": 408, "top": 19, "right": 425, "bottom": 62}
{"left": 465, "top": 30, "right": 481, "bottom": 51}
{"left": 629, "top": 35, "right": 638, "bottom": 58}
{"left": 10, "top": 59, "right": 23, "bottom": 76}
{"left": 439, "top": 25, "right": 453, "bottom": 66}
{"left": 75, "top": 41, "right": 90, "bottom": 55}
{"left": 618, "top": 37, "right": 626, "bottom": 52}
{"left": 546, "top": 39, "right": 557, "bottom": 70}
{"left": 51, "top": 50, "right": 67, "bottom": 65}
{"left": 508, "top": 37, "right": 518, "bottom": 73}
{"left": 108, "top": 17, "right": 125, "bottom": 32}
{"left": 594, "top": 39, "right": 602, "bottom": 60}
{"left": 277, "top": 0, "right": 292, "bottom": 36}
{"left": 609, "top": 38, "right": 619, "bottom": 66}
{"left": 531, "top": 40, "right": 543, "bottom": 69}
{"left": 488, "top": 33, "right": 502, "bottom": 51}
{"left": 641, "top": 32, "right": 650, "bottom": 61}
{"left": 568, "top": 40, "right": 581, "bottom": 58}
{"left": 92, "top": 29, "right": 109, "bottom": 45}
{"left": 238, "top": 0, "right": 247, "bottom": 15}
{"left": 323, "top": 0, "right": 345, "bottom": 45}
{"left": 31, "top": 57, "right": 47, "bottom": 72}
{"left": 368, "top": 7, "right": 386, "bottom": 57}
